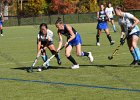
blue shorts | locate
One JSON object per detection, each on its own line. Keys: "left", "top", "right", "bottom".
{"left": 97, "top": 22, "right": 108, "bottom": 30}
{"left": 0, "top": 21, "right": 3, "bottom": 26}
{"left": 68, "top": 33, "right": 82, "bottom": 46}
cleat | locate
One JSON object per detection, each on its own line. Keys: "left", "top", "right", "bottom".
{"left": 71, "top": 64, "right": 79, "bottom": 69}
{"left": 110, "top": 41, "right": 115, "bottom": 45}
{"left": 96, "top": 42, "right": 100, "bottom": 46}
{"left": 57, "top": 59, "right": 62, "bottom": 65}
{"left": 88, "top": 52, "right": 94, "bottom": 62}
{"left": 130, "top": 60, "right": 138, "bottom": 65}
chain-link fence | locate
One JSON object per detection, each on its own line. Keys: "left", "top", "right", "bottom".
{"left": 2, "top": 10, "right": 140, "bottom": 27}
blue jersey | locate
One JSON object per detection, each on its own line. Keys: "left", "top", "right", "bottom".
{"left": 58, "top": 24, "right": 82, "bottom": 46}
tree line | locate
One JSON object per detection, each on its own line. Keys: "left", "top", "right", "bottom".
{"left": 0, "top": 0, "right": 135, "bottom": 16}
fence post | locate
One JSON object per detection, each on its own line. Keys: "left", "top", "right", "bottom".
{"left": 49, "top": 14, "right": 51, "bottom": 25}
{"left": 63, "top": 14, "right": 65, "bottom": 23}
{"left": 78, "top": 13, "right": 79, "bottom": 23}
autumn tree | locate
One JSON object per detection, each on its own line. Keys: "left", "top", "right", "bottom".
{"left": 77, "top": 0, "right": 99, "bottom": 13}
{"left": 49, "top": 0, "right": 76, "bottom": 14}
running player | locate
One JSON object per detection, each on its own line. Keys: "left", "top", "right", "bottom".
{"left": 37, "top": 23, "right": 61, "bottom": 70}
{"left": 115, "top": 6, "right": 140, "bottom": 65}
{"left": 55, "top": 17, "right": 94, "bottom": 69}
{"left": 0, "top": 13, "right": 4, "bottom": 36}
{"left": 96, "top": 3, "right": 115, "bottom": 46}
{"left": 105, "top": 2, "right": 117, "bottom": 32}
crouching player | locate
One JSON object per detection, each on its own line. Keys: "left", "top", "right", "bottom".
{"left": 115, "top": 6, "right": 140, "bottom": 65}
{"left": 37, "top": 23, "right": 61, "bottom": 70}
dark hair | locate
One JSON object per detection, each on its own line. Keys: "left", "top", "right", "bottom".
{"left": 55, "top": 17, "right": 63, "bottom": 25}
{"left": 115, "top": 5, "right": 124, "bottom": 11}
{"left": 40, "top": 23, "right": 48, "bottom": 29}
{"left": 106, "top": 2, "right": 111, "bottom": 8}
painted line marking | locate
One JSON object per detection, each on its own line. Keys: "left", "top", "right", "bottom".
{"left": 0, "top": 77, "right": 140, "bottom": 93}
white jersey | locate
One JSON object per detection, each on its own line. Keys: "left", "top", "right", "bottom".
{"left": 105, "top": 7, "right": 114, "bottom": 18}
{"left": 37, "top": 29, "right": 53, "bottom": 42}
{"left": 118, "top": 12, "right": 140, "bottom": 35}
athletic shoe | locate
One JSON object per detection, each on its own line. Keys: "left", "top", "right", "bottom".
{"left": 130, "top": 60, "right": 138, "bottom": 65}
{"left": 96, "top": 42, "right": 100, "bottom": 46}
{"left": 110, "top": 41, "right": 115, "bottom": 45}
{"left": 71, "top": 64, "right": 79, "bottom": 69}
{"left": 88, "top": 52, "right": 94, "bottom": 62}
{"left": 44, "top": 61, "right": 49, "bottom": 69}
{"left": 1, "top": 34, "right": 3, "bottom": 36}
{"left": 57, "top": 59, "right": 62, "bottom": 65}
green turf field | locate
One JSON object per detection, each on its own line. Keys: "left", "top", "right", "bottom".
{"left": 0, "top": 23, "right": 140, "bottom": 100}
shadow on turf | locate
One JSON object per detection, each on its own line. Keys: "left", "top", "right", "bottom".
{"left": 82, "top": 44, "right": 96, "bottom": 46}
{"left": 80, "top": 64, "right": 140, "bottom": 68}
{"left": 11, "top": 66, "right": 70, "bottom": 71}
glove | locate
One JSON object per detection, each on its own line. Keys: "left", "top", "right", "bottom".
{"left": 120, "top": 38, "right": 125, "bottom": 45}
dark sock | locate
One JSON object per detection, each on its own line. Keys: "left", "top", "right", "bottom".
{"left": 67, "top": 55, "right": 77, "bottom": 65}
{"left": 81, "top": 52, "right": 89, "bottom": 56}
{"left": 50, "top": 50, "right": 60, "bottom": 60}
{"left": 96, "top": 34, "right": 100, "bottom": 43}
{"left": 107, "top": 34, "right": 112, "bottom": 43}
{"left": 1, "top": 29, "right": 3, "bottom": 34}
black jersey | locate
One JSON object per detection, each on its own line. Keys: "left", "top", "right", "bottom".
{"left": 98, "top": 10, "right": 107, "bottom": 22}
{"left": 58, "top": 24, "right": 77, "bottom": 39}
{"left": 0, "top": 14, "right": 2, "bottom": 21}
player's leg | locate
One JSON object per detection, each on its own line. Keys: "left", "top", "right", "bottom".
{"left": 127, "top": 37, "right": 137, "bottom": 65}
{"left": 76, "top": 43, "right": 94, "bottom": 62}
{"left": 47, "top": 44, "right": 61, "bottom": 65}
{"left": 111, "top": 19, "right": 116, "bottom": 32}
{"left": 65, "top": 45, "right": 79, "bottom": 69}
{"left": 104, "top": 28, "right": 115, "bottom": 45}
{"left": 0, "top": 23, "right": 3, "bottom": 36}
{"left": 41, "top": 47, "right": 48, "bottom": 62}
{"left": 132, "top": 34, "right": 140, "bottom": 64}
{"left": 96, "top": 29, "right": 101, "bottom": 46}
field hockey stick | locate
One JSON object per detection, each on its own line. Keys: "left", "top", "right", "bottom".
{"left": 43, "top": 46, "right": 64, "bottom": 67}
{"left": 108, "top": 33, "right": 129, "bottom": 60}
{"left": 27, "top": 49, "right": 43, "bottom": 72}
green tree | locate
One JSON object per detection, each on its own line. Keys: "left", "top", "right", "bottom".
{"left": 77, "top": 0, "right": 98, "bottom": 13}
{"left": 27, "top": 0, "right": 47, "bottom": 16}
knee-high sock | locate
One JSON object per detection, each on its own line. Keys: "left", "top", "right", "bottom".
{"left": 113, "top": 24, "right": 116, "bottom": 32}
{"left": 134, "top": 47, "right": 140, "bottom": 60}
{"left": 1, "top": 29, "right": 3, "bottom": 34}
{"left": 50, "top": 50, "right": 60, "bottom": 60}
{"left": 107, "top": 34, "right": 112, "bottom": 43}
{"left": 67, "top": 55, "right": 77, "bottom": 65}
{"left": 81, "top": 52, "right": 89, "bottom": 57}
{"left": 131, "top": 49, "right": 138, "bottom": 61}
{"left": 96, "top": 34, "right": 100, "bottom": 43}
{"left": 42, "top": 55, "right": 48, "bottom": 62}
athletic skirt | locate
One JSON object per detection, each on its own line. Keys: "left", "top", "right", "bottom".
{"left": 127, "top": 31, "right": 140, "bottom": 39}
{"left": 97, "top": 22, "right": 108, "bottom": 30}
{"left": 0, "top": 21, "right": 3, "bottom": 26}
{"left": 68, "top": 33, "right": 82, "bottom": 46}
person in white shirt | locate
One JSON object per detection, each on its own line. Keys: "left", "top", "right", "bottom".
{"left": 105, "top": 2, "right": 117, "bottom": 32}
{"left": 115, "top": 5, "right": 140, "bottom": 65}
{"left": 37, "top": 23, "right": 61, "bottom": 70}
